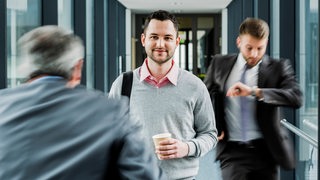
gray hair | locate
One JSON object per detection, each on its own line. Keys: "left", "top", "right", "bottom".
{"left": 17, "top": 25, "right": 84, "bottom": 80}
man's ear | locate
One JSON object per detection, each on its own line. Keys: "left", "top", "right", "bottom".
{"left": 236, "top": 36, "right": 241, "bottom": 48}
{"left": 176, "top": 36, "right": 180, "bottom": 46}
{"left": 67, "top": 59, "right": 83, "bottom": 88}
{"left": 141, "top": 33, "right": 146, "bottom": 47}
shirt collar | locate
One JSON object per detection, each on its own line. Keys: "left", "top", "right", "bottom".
{"left": 140, "top": 58, "right": 179, "bottom": 86}
{"left": 237, "top": 53, "right": 247, "bottom": 69}
{"left": 237, "top": 53, "right": 262, "bottom": 70}
{"left": 31, "top": 76, "right": 64, "bottom": 84}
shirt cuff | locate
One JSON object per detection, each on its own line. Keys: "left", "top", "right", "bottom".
{"left": 186, "top": 141, "right": 197, "bottom": 157}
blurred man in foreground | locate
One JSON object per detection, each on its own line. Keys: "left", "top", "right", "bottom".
{"left": 0, "top": 25, "right": 165, "bottom": 180}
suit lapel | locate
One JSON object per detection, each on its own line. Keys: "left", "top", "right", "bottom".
{"left": 258, "top": 55, "right": 271, "bottom": 88}
{"left": 221, "top": 55, "right": 237, "bottom": 91}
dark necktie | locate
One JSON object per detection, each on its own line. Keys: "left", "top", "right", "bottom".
{"left": 240, "top": 64, "right": 249, "bottom": 141}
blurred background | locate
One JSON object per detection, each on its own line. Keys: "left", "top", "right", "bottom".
{"left": 0, "top": 0, "right": 318, "bottom": 179}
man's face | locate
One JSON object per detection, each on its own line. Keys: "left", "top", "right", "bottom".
{"left": 141, "top": 19, "right": 180, "bottom": 65}
{"left": 236, "top": 34, "right": 268, "bottom": 67}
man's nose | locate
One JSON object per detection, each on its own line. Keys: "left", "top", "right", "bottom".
{"left": 250, "top": 50, "right": 258, "bottom": 58}
{"left": 156, "top": 38, "right": 165, "bottom": 47}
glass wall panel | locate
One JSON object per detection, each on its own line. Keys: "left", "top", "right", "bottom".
{"left": 297, "top": 0, "right": 318, "bottom": 179}
{"left": 58, "top": 0, "right": 73, "bottom": 31}
{"left": 6, "top": 0, "right": 41, "bottom": 88}
{"left": 86, "top": 0, "right": 94, "bottom": 89}
{"left": 270, "top": 0, "right": 280, "bottom": 58}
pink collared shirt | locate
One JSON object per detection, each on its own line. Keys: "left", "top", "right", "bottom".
{"left": 139, "top": 58, "right": 178, "bottom": 88}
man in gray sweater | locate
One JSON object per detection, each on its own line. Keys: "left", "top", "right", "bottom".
{"left": 109, "top": 10, "right": 218, "bottom": 179}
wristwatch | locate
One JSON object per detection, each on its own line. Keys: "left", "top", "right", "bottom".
{"left": 251, "top": 86, "right": 257, "bottom": 97}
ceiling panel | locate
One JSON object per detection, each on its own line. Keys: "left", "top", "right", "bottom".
{"left": 117, "top": 0, "right": 232, "bottom": 14}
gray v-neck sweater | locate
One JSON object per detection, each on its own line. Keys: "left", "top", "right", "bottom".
{"left": 109, "top": 68, "right": 218, "bottom": 179}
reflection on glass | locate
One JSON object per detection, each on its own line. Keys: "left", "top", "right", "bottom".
{"left": 6, "top": 0, "right": 41, "bottom": 88}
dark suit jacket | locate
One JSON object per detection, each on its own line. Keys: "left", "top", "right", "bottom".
{"left": 0, "top": 78, "right": 165, "bottom": 179}
{"left": 204, "top": 54, "right": 303, "bottom": 170}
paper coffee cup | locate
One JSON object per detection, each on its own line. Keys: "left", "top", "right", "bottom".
{"left": 152, "top": 133, "right": 171, "bottom": 159}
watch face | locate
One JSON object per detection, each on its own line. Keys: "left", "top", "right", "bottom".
{"left": 251, "top": 86, "right": 257, "bottom": 97}
{"left": 251, "top": 90, "right": 256, "bottom": 96}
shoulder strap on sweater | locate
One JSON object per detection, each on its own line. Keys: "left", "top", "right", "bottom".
{"left": 121, "top": 71, "right": 133, "bottom": 98}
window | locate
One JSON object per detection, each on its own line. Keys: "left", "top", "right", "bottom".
{"left": 296, "top": 0, "right": 318, "bottom": 179}
{"left": 6, "top": 0, "right": 41, "bottom": 88}
{"left": 58, "top": 0, "right": 73, "bottom": 31}
{"left": 86, "top": 0, "right": 95, "bottom": 89}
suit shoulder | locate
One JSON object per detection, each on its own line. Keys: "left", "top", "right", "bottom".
{"left": 211, "top": 54, "right": 237, "bottom": 65}
{"left": 265, "top": 55, "right": 289, "bottom": 62}
{"left": 266, "top": 56, "right": 292, "bottom": 67}
{"left": 213, "top": 53, "right": 237, "bottom": 59}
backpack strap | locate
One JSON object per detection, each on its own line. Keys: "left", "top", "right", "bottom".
{"left": 121, "top": 71, "right": 133, "bottom": 98}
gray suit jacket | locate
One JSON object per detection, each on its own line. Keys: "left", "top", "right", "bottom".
{"left": 204, "top": 54, "right": 303, "bottom": 170}
{"left": 0, "top": 78, "right": 165, "bottom": 179}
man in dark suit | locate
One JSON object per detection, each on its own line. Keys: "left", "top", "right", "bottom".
{"left": 204, "top": 18, "right": 303, "bottom": 180}
{"left": 0, "top": 26, "right": 165, "bottom": 180}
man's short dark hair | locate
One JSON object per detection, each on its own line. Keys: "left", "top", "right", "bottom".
{"left": 143, "top": 10, "right": 179, "bottom": 37}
